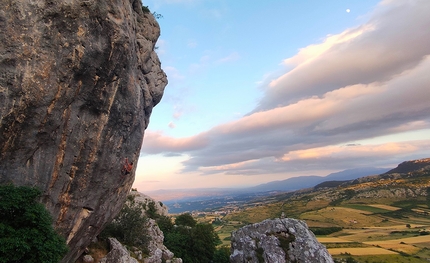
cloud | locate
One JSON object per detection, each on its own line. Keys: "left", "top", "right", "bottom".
{"left": 168, "top": 122, "right": 176, "bottom": 128}
{"left": 253, "top": 0, "right": 430, "bottom": 112}
{"left": 217, "top": 52, "right": 240, "bottom": 63}
{"left": 142, "top": 131, "right": 208, "bottom": 154}
{"left": 173, "top": 111, "right": 182, "bottom": 119}
{"left": 187, "top": 40, "right": 197, "bottom": 48}
{"left": 141, "top": 0, "right": 430, "bottom": 176}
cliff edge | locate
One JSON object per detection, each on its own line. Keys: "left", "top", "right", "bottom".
{"left": 0, "top": 0, "right": 167, "bottom": 262}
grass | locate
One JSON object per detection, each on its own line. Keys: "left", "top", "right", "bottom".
{"left": 212, "top": 171, "right": 430, "bottom": 262}
{"left": 328, "top": 247, "right": 398, "bottom": 255}
{"left": 342, "top": 204, "right": 393, "bottom": 214}
{"left": 334, "top": 254, "right": 429, "bottom": 263}
{"left": 220, "top": 201, "right": 430, "bottom": 260}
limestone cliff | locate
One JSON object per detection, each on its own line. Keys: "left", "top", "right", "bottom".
{"left": 130, "top": 190, "right": 169, "bottom": 217}
{"left": 0, "top": 0, "right": 167, "bottom": 262}
{"left": 230, "top": 218, "right": 333, "bottom": 263}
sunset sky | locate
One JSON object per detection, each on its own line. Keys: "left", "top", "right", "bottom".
{"left": 133, "top": 0, "right": 430, "bottom": 192}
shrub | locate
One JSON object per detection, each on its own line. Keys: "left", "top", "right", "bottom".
{"left": 213, "top": 246, "right": 230, "bottom": 263}
{"left": 0, "top": 184, "right": 68, "bottom": 263}
{"left": 156, "top": 215, "right": 174, "bottom": 233}
{"left": 146, "top": 200, "right": 159, "bottom": 219}
{"left": 164, "top": 218, "right": 221, "bottom": 263}
{"left": 142, "top": 5, "right": 150, "bottom": 13}
{"left": 175, "top": 213, "right": 196, "bottom": 227}
{"left": 100, "top": 195, "right": 149, "bottom": 248}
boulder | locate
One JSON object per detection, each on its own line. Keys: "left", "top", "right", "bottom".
{"left": 230, "top": 218, "right": 333, "bottom": 263}
{"left": 82, "top": 255, "right": 94, "bottom": 263}
{"left": 0, "top": 0, "right": 167, "bottom": 262}
{"left": 143, "top": 219, "right": 182, "bottom": 263}
{"left": 130, "top": 190, "right": 169, "bottom": 216}
{"left": 99, "top": 238, "right": 139, "bottom": 263}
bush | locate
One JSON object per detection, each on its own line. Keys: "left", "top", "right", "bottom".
{"left": 142, "top": 5, "right": 150, "bottom": 13}
{"left": 0, "top": 184, "right": 68, "bottom": 263}
{"left": 146, "top": 200, "right": 159, "bottom": 220}
{"left": 175, "top": 213, "right": 196, "bottom": 227}
{"left": 100, "top": 195, "right": 149, "bottom": 248}
{"left": 164, "top": 214, "right": 221, "bottom": 263}
{"left": 156, "top": 215, "right": 174, "bottom": 233}
{"left": 213, "top": 246, "right": 230, "bottom": 263}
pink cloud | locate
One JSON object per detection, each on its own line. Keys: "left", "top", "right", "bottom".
{"left": 141, "top": 0, "right": 430, "bottom": 176}
{"left": 142, "top": 131, "right": 208, "bottom": 154}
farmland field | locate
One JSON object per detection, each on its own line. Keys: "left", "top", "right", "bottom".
{"left": 217, "top": 200, "right": 430, "bottom": 262}
{"left": 207, "top": 166, "right": 430, "bottom": 262}
{"left": 328, "top": 247, "right": 398, "bottom": 255}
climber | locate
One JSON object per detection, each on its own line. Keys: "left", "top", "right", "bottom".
{"left": 122, "top": 158, "right": 133, "bottom": 176}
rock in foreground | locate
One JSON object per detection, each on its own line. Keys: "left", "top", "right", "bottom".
{"left": 230, "top": 218, "right": 333, "bottom": 263}
{"left": 100, "top": 238, "right": 139, "bottom": 263}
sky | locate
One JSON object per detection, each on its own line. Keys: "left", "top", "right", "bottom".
{"left": 133, "top": 0, "right": 430, "bottom": 192}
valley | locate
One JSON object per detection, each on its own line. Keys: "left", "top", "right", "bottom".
{"left": 189, "top": 159, "right": 430, "bottom": 262}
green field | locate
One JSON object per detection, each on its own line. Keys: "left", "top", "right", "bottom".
{"left": 216, "top": 202, "right": 430, "bottom": 262}
{"left": 213, "top": 190, "right": 430, "bottom": 262}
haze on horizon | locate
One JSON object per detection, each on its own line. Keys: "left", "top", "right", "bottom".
{"left": 133, "top": 0, "right": 430, "bottom": 192}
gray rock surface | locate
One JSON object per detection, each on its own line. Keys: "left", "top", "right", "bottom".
{"left": 230, "top": 218, "right": 334, "bottom": 263}
{"left": 0, "top": 0, "right": 167, "bottom": 262}
{"left": 131, "top": 190, "right": 169, "bottom": 217}
{"left": 82, "top": 255, "right": 94, "bottom": 263}
{"left": 143, "top": 219, "right": 182, "bottom": 263}
{"left": 99, "top": 238, "right": 139, "bottom": 263}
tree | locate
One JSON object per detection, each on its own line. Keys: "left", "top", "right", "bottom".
{"left": 164, "top": 220, "right": 221, "bottom": 263}
{"left": 190, "top": 223, "right": 221, "bottom": 262}
{"left": 213, "top": 246, "right": 230, "bottom": 263}
{"left": 100, "top": 195, "right": 148, "bottom": 247}
{"left": 175, "top": 213, "right": 196, "bottom": 227}
{"left": 0, "top": 184, "right": 68, "bottom": 263}
{"left": 156, "top": 215, "right": 174, "bottom": 233}
{"left": 146, "top": 200, "right": 159, "bottom": 219}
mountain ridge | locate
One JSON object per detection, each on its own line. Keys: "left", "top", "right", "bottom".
{"left": 146, "top": 167, "right": 390, "bottom": 202}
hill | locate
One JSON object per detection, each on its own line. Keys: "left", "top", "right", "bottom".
{"left": 205, "top": 157, "right": 430, "bottom": 263}
{"left": 249, "top": 167, "right": 389, "bottom": 192}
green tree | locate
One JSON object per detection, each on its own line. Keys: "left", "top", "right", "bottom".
{"left": 164, "top": 221, "right": 220, "bottom": 263}
{"left": 213, "top": 246, "right": 230, "bottom": 263}
{"left": 175, "top": 213, "right": 196, "bottom": 227}
{"left": 164, "top": 229, "right": 194, "bottom": 262}
{"left": 146, "top": 200, "right": 159, "bottom": 219}
{"left": 156, "top": 215, "right": 174, "bottom": 233}
{"left": 100, "top": 195, "right": 148, "bottom": 247}
{"left": 0, "top": 184, "right": 68, "bottom": 263}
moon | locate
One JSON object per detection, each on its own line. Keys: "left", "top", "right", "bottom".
{"left": 346, "top": 9, "right": 351, "bottom": 13}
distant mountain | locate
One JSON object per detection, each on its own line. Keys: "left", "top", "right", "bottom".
{"left": 146, "top": 167, "right": 391, "bottom": 203}
{"left": 248, "top": 167, "right": 390, "bottom": 192}
{"left": 384, "top": 158, "right": 430, "bottom": 174}
{"left": 222, "top": 157, "right": 430, "bottom": 228}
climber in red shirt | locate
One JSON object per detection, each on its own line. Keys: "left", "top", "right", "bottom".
{"left": 122, "top": 158, "right": 133, "bottom": 176}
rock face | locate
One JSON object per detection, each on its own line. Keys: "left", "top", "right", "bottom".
{"left": 0, "top": 1, "right": 167, "bottom": 262}
{"left": 130, "top": 191, "right": 182, "bottom": 263}
{"left": 230, "top": 218, "right": 333, "bottom": 263}
{"left": 144, "top": 219, "right": 182, "bottom": 263}
{"left": 100, "top": 238, "right": 139, "bottom": 263}
{"left": 131, "top": 190, "right": 169, "bottom": 217}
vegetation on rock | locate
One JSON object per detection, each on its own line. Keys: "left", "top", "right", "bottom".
{"left": 100, "top": 195, "right": 149, "bottom": 250}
